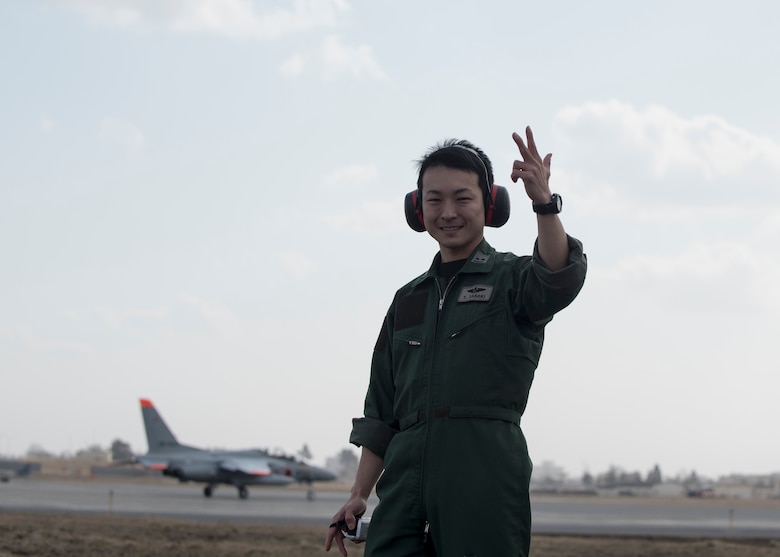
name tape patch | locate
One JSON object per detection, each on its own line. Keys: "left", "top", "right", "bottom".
{"left": 457, "top": 285, "right": 494, "bottom": 303}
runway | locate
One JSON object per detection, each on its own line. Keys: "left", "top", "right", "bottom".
{"left": 2, "top": 478, "right": 779, "bottom": 538}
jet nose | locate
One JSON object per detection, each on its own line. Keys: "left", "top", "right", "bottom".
{"left": 316, "top": 468, "right": 338, "bottom": 482}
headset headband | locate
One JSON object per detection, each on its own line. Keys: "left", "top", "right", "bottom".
{"left": 444, "top": 144, "right": 493, "bottom": 195}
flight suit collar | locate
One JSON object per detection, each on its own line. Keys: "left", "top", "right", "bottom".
{"left": 422, "top": 239, "right": 497, "bottom": 280}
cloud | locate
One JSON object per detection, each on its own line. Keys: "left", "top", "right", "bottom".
{"left": 280, "top": 54, "right": 305, "bottom": 77}
{"left": 277, "top": 251, "right": 318, "bottom": 279}
{"left": 321, "top": 164, "right": 379, "bottom": 190}
{"left": 554, "top": 167, "right": 755, "bottom": 224}
{"left": 319, "top": 35, "right": 387, "bottom": 80}
{"left": 98, "top": 117, "right": 144, "bottom": 151}
{"left": 552, "top": 100, "right": 780, "bottom": 210}
{"left": 549, "top": 100, "right": 780, "bottom": 316}
{"left": 59, "top": 0, "right": 349, "bottom": 40}
{"left": 758, "top": 208, "right": 780, "bottom": 238}
{"left": 279, "top": 36, "right": 387, "bottom": 80}
{"left": 595, "top": 240, "right": 780, "bottom": 314}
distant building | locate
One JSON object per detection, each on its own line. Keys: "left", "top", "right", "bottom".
{"left": 530, "top": 460, "right": 567, "bottom": 489}
{"left": 650, "top": 481, "right": 687, "bottom": 497}
{"left": 715, "top": 473, "right": 780, "bottom": 499}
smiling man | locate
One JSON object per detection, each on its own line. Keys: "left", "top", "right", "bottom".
{"left": 326, "top": 127, "right": 587, "bottom": 557}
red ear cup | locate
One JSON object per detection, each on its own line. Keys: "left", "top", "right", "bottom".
{"left": 486, "top": 185, "right": 510, "bottom": 228}
{"left": 404, "top": 190, "right": 426, "bottom": 232}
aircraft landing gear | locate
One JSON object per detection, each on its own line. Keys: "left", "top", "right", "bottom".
{"left": 237, "top": 486, "right": 249, "bottom": 499}
{"left": 306, "top": 484, "right": 315, "bottom": 501}
{"left": 204, "top": 485, "right": 214, "bottom": 498}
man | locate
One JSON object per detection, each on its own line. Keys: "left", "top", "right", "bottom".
{"left": 326, "top": 127, "right": 587, "bottom": 556}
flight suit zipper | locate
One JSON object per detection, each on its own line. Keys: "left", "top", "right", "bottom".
{"left": 420, "top": 274, "right": 458, "bottom": 521}
{"left": 436, "top": 276, "right": 457, "bottom": 311}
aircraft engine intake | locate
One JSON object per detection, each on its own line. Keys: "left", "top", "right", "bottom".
{"left": 166, "top": 462, "right": 219, "bottom": 483}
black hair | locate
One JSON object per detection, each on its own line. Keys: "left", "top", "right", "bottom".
{"left": 415, "top": 139, "right": 494, "bottom": 195}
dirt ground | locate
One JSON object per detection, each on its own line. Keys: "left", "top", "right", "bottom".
{"left": 1, "top": 511, "right": 779, "bottom": 557}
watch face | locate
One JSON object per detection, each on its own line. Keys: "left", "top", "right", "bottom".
{"left": 534, "top": 194, "right": 562, "bottom": 214}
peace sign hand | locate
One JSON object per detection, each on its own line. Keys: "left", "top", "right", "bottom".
{"left": 511, "top": 126, "right": 553, "bottom": 205}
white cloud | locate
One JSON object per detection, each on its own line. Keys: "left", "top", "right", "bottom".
{"left": 279, "top": 36, "right": 387, "bottom": 80}
{"left": 321, "top": 164, "right": 379, "bottom": 190}
{"left": 59, "top": 0, "right": 349, "bottom": 40}
{"left": 553, "top": 100, "right": 780, "bottom": 209}
{"left": 277, "top": 251, "right": 319, "bottom": 279}
{"left": 595, "top": 240, "right": 780, "bottom": 314}
{"left": 556, "top": 167, "right": 755, "bottom": 223}
{"left": 280, "top": 53, "right": 305, "bottom": 77}
{"left": 758, "top": 208, "right": 780, "bottom": 238}
{"left": 98, "top": 117, "right": 144, "bottom": 151}
{"left": 319, "top": 35, "right": 387, "bottom": 80}
{"left": 550, "top": 101, "right": 780, "bottom": 317}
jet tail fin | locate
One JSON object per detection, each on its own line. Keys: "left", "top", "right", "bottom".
{"left": 140, "top": 398, "right": 180, "bottom": 451}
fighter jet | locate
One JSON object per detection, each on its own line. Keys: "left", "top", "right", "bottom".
{"left": 0, "top": 463, "right": 33, "bottom": 483}
{"left": 135, "top": 398, "right": 337, "bottom": 500}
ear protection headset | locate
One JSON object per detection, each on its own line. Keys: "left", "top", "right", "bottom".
{"left": 404, "top": 144, "right": 510, "bottom": 232}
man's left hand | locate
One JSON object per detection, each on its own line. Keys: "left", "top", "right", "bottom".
{"left": 511, "top": 126, "right": 552, "bottom": 205}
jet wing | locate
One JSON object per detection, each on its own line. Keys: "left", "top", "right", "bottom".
{"left": 219, "top": 457, "right": 296, "bottom": 485}
{"left": 135, "top": 455, "right": 170, "bottom": 471}
{"left": 219, "top": 456, "right": 274, "bottom": 476}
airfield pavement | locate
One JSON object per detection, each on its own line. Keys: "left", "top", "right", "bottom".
{"left": 2, "top": 477, "right": 780, "bottom": 556}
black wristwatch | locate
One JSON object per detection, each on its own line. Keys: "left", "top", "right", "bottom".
{"left": 532, "top": 193, "right": 562, "bottom": 215}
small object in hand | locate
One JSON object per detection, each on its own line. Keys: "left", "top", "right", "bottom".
{"left": 337, "top": 516, "right": 371, "bottom": 542}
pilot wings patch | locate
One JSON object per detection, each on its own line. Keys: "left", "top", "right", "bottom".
{"left": 457, "top": 284, "right": 494, "bottom": 303}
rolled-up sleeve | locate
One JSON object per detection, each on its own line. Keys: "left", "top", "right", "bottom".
{"left": 522, "top": 234, "right": 587, "bottom": 323}
{"left": 350, "top": 417, "right": 399, "bottom": 459}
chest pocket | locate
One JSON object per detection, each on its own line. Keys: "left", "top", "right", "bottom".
{"left": 436, "top": 307, "right": 505, "bottom": 403}
{"left": 391, "top": 333, "right": 427, "bottom": 419}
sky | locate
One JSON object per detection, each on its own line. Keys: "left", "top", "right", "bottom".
{"left": 1, "top": 0, "right": 779, "bottom": 482}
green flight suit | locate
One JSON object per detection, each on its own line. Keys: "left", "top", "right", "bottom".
{"left": 350, "top": 236, "right": 587, "bottom": 557}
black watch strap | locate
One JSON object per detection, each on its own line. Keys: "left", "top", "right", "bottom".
{"left": 532, "top": 193, "right": 562, "bottom": 215}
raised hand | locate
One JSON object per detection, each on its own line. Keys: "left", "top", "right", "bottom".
{"left": 511, "top": 126, "right": 552, "bottom": 204}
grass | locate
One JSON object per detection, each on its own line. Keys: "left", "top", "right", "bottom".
{"left": 2, "top": 511, "right": 780, "bottom": 557}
